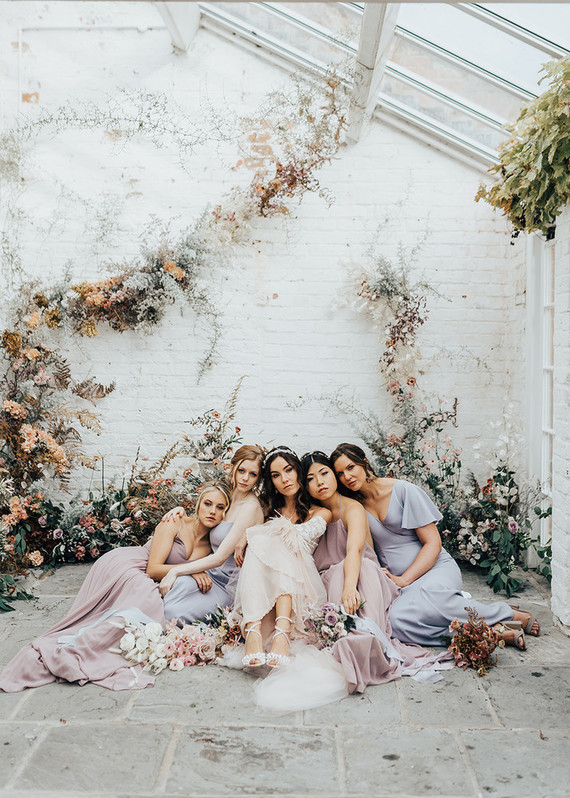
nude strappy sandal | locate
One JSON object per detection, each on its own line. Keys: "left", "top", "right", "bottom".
{"left": 242, "top": 622, "right": 266, "bottom": 668}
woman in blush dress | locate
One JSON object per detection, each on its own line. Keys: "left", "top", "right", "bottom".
{"left": 330, "top": 443, "right": 540, "bottom": 650}
{"left": 303, "top": 452, "right": 452, "bottom": 694}
{"left": 233, "top": 446, "right": 330, "bottom": 669}
{"left": 0, "top": 481, "right": 231, "bottom": 692}
{"left": 159, "top": 445, "right": 265, "bottom": 623}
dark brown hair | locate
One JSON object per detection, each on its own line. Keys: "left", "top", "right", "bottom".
{"left": 329, "top": 442, "right": 376, "bottom": 497}
{"left": 259, "top": 446, "right": 311, "bottom": 522}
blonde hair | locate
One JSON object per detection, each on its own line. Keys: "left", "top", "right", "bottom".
{"left": 195, "top": 480, "right": 231, "bottom": 517}
{"left": 229, "top": 444, "right": 264, "bottom": 491}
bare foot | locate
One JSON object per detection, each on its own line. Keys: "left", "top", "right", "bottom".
{"left": 494, "top": 624, "right": 526, "bottom": 650}
{"left": 512, "top": 609, "right": 540, "bottom": 636}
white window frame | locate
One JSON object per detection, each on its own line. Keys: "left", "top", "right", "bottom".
{"left": 526, "top": 234, "right": 554, "bottom": 544}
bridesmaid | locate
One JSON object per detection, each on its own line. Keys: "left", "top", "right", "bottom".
{"left": 330, "top": 443, "right": 540, "bottom": 649}
{"left": 159, "top": 445, "right": 265, "bottom": 623}
{"left": 0, "top": 480, "right": 231, "bottom": 692}
{"left": 303, "top": 451, "right": 452, "bottom": 693}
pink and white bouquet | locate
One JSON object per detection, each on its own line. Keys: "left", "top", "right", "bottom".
{"left": 304, "top": 602, "right": 357, "bottom": 649}
{"left": 114, "top": 619, "right": 219, "bottom": 673}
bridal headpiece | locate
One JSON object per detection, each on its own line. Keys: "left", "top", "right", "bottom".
{"left": 262, "top": 446, "right": 297, "bottom": 467}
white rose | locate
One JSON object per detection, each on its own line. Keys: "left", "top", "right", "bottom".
{"left": 153, "top": 642, "right": 166, "bottom": 659}
{"left": 321, "top": 625, "right": 332, "bottom": 638}
{"left": 227, "top": 610, "right": 242, "bottom": 627}
{"left": 145, "top": 623, "right": 163, "bottom": 642}
{"left": 120, "top": 632, "right": 136, "bottom": 652}
{"left": 334, "top": 622, "right": 345, "bottom": 635}
{"left": 136, "top": 636, "right": 149, "bottom": 652}
{"left": 153, "top": 658, "right": 168, "bottom": 674}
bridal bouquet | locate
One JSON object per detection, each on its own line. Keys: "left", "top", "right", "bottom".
{"left": 114, "top": 619, "right": 219, "bottom": 673}
{"left": 446, "top": 609, "right": 503, "bottom": 676}
{"left": 203, "top": 605, "right": 245, "bottom": 653}
{"left": 304, "top": 603, "right": 357, "bottom": 649}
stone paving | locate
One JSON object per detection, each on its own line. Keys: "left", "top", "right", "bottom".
{"left": 0, "top": 565, "right": 569, "bottom": 798}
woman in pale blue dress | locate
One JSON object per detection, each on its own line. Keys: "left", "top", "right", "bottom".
{"left": 159, "top": 445, "right": 265, "bottom": 623}
{"left": 330, "top": 443, "right": 540, "bottom": 649}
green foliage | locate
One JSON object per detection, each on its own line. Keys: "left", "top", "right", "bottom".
{"left": 476, "top": 55, "right": 570, "bottom": 237}
{"left": 530, "top": 504, "right": 552, "bottom": 582}
{"left": 0, "top": 573, "right": 34, "bottom": 612}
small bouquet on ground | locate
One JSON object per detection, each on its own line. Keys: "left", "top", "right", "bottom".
{"left": 304, "top": 602, "right": 357, "bottom": 649}
{"left": 203, "top": 605, "right": 245, "bottom": 654}
{"left": 114, "top": 619, "right": 219, "bottom": 673}
{"left": 446, "top": 608, "right": 504, "bottom": 676}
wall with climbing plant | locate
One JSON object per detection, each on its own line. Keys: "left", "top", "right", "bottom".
{"left": 0, "top": 1, "right": 545, "bottom": 606}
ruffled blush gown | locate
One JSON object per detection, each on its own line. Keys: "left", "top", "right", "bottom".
{"left": 367, "top": 480, "right": 513, "bottom": 646}
{"left": 233, "top": 514, "right": 327, "bottom": 640}
{"left": 0, "top": 535, "right": 189, "bottom": 692}
{"left": 313, "top": 514, "right": 453, "bottom": 694}
{"left": 163, "top": 520, "right": 237, "bottom": 623}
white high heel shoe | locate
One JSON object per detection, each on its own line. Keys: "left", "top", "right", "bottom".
{"left": 242, "top": 621, "right": 266, "bottom": 668}
{"left": 266, "top": 615, "right": 291, "bottom": 669}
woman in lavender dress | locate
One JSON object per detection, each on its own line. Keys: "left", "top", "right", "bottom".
{"left": 303, "top": 452, "right": 452, "bottom": 693}
{"left": 0, "top": 481, "right": 231, "bottom": 692}
{"left": 330, "top": 443, "right": 540, "bottom": 649}
{"left": 159, "top": 445, "right": 265, "bottom": 623}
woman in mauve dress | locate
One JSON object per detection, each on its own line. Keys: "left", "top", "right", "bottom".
{"left": 159, "top": 445, "right": 265, "bottom": 624}
{"left": 303, "top": 452, "right": 452, "bottom": 694}
{"left": 330, "top": 443, "right": 540, "bottom": 650}
{"left": 0, "top": 481, "right": 230, "bottom": 693}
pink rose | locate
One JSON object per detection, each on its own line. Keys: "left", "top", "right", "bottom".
{"left": 169, "top": 658, "right": 184, "bottom": 671}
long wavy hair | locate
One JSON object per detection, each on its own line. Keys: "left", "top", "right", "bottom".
{"left": 259, "top": 446, "right": 311, "bottom": 522}
{"left": 329, "top": 442, "right": 376, "bottom": 498}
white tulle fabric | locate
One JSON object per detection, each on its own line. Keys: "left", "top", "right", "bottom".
{"left": 233, "top": 515, "right": 327, "bottom": 640}
{"left": 253, "top": 641, "right": 349, "bottom": 711}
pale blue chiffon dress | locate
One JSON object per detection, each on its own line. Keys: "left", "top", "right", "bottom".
{"left": 367, "top": 481, "right": 513, "bottom": 646}
{"left": 163, "top": 520, "right": 236, "bottom": 624}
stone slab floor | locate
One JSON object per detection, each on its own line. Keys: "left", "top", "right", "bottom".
{"left": 0, "top": 565, "right": 569, "bottom": 798}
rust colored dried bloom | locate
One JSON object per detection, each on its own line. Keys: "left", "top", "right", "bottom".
{"left": 1, "top": 330, "right": 22, "bottom": 356}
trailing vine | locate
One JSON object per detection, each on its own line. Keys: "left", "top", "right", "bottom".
{"left": 476, "top": 55, "right": 570, "bottom": 238}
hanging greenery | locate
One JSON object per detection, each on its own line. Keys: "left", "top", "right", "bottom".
{"left": 476, "top": 55, "right": 570, "bottom": 238}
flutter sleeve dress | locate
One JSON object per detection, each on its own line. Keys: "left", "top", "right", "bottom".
{"left": 233, "top": 514, "right": 327, "bottom": 640}
{"left": 367, "top": 480, "right": 513, "bottom": 646}
{"left": 0, "top": 533, "right": 189, "bottom": 692}
{"left": 163, "top": 520, "right": 237, "bottom": 624}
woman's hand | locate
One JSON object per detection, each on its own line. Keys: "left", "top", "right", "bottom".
{"left": 234, "top": 535, "right": 248, "bottom": 567}
{"left": 341, "top": 586, "right": 361, "bottom": 615}
{"left": 159, "top": 569, "right": 179, "bottom": 596}
{"left": 192, "top": 572, "right": 212, "bottom": 593}
{"left": 382, "top": 568, "right": 409, "bottom": 588}
{"left": 161, "top": 506, "right": 185, "bottom": 523}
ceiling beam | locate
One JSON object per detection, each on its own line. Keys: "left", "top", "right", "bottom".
{"left": 348, "top": 3, "right": 400, "bottom": 143}
{"left": 155, "top": 2, "right": 200, "bottom": 52}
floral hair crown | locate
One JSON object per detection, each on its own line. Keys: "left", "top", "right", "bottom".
{"left": 262, "top": 446, "right": 296, "bottom": 468}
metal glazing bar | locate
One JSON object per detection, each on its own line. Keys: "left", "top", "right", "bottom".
{"left": 455, "top": 4, "right": 569, "bottom": 59}
{"left": 259, "top": 2, "right": 356, "bottom": 54}
{"left": 198, "top": 3, "right": 331, "bottom": 74}
{"left": 375, "top": 91, "right": 497, "bottom": 162}
{"left": 395, "top": 26, "right": 536, "bottom": 100}
{"left": 385, "top": 62, "right": 508, "bottom": 129}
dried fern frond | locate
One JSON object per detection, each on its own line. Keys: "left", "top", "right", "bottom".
{"left": 71, "top": 378, "right": 116, "bottom": 405}
{"left": 53, "top": 361, "right": 72, "bottom": 390}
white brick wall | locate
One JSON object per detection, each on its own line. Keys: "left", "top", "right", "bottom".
{"left": 0, "top": 2, "right": 532, "bottom": 491}
{"left": 551, "top": 206, "right": 570, "bottom": 630}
